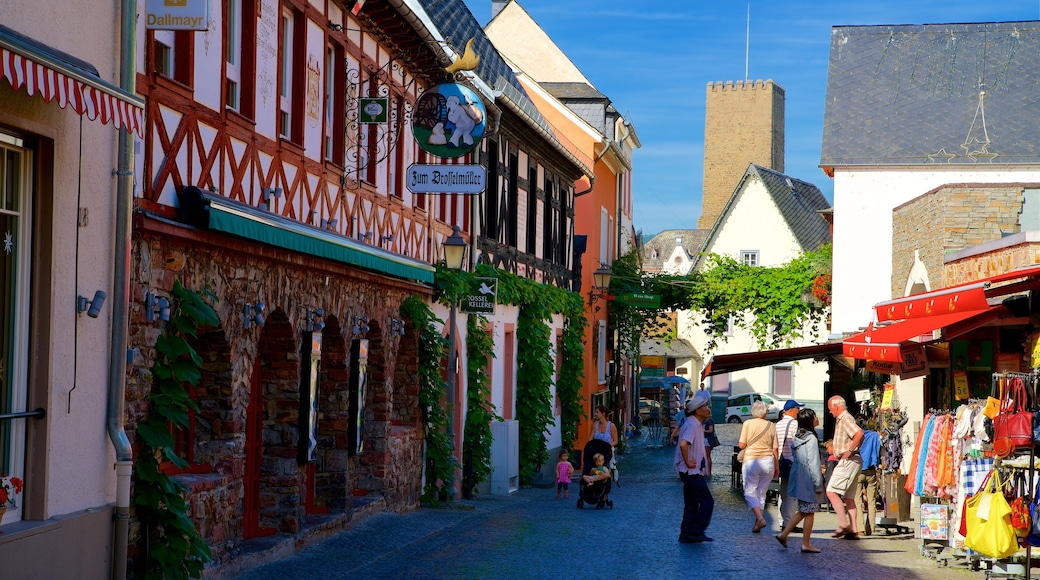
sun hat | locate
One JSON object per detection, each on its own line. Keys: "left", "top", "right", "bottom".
{"left": 685, "top": 390, "right": 711, "bottom": 414}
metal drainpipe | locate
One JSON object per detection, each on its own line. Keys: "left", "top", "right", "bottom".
{"left": 110, "top": 0, "right": 136, "bottom": 577}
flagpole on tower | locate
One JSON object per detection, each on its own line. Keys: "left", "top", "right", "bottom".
{"left": 745, "top": 2, "right": 750, "bottom": 82}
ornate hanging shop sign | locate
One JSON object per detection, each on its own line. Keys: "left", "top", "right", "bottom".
{"left": 405, "top": 164, "right": 486, "bottom": 194}
{"left": 412, "top": 83, "right": 486, "bottom": 159}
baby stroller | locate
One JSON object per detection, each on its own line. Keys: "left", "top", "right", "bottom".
{"left": 576, "top": 439, "right": 614, "bottom": 509}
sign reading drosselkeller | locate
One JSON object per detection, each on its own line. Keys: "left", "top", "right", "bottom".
{"left": 406, "top": 164, "right": 486, "bottom": 194}
{"left": 146, "top": 0, "right": 209, "bottom": 30}
{"left": 462, "top": 277, "right": 497, "bottom": 314}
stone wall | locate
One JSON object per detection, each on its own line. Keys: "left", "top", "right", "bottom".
{"left": 126, "top": 222, "right": 429, "bottom": 570}
{"left": 701, "top": 79, "right": 785, "bottom": 229}
{"left": 892, "top": 184, "right": 1026, "bottom": 297}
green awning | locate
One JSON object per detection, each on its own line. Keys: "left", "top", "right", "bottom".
{"left": 180, "top": 187, "right": 434, "bottom": 284}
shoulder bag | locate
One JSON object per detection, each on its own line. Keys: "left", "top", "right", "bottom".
{"left": 737, "top": 423, "right": 769, "bottom": 463}
{"left": 994, "top": 376, "right": 1033, "bottom": 454}
{"left": 778, "top": 421, "right": 795, "bottom": 478}
{"left": 964, "top": 468, "right": 1020, "bottom": 559}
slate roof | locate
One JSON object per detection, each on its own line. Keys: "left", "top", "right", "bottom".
{"left": 416, "top": 0, "right": 586, "bottom": 174}
{"left": 640, "top": 337, "right": 697, "bottom": 359}
{"left": 541, "top": 82, "right": 608, "bottom": 101}
{"left": 641, "top": 229, "right": 708, "bottom": 273}
{"left": 751, "top": 165, "right": 831, "bottom": 251}
{"left": 821, "top": 21, "right": 1040, "bottom": 166}
{"left": 697, "top": 165, "right": 831, "bottom": 270}
{"left": 417, "top": 0, "right": 526, "bottom": 97}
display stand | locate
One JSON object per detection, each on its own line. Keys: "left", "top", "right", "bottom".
{"left": 877, "top": 408, "right": 912, "bottom": 535}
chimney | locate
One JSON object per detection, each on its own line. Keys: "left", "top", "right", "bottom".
{"left": 491, "top": 0, "right": 508, "bottom": 20}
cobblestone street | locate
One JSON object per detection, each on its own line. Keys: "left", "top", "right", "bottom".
{"left": 230, "top": 424, "right": 994, "bottom": 579}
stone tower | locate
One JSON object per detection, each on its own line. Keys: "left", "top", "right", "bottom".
{"left": 699, "top": 79, "right": 785, "bottom": 229}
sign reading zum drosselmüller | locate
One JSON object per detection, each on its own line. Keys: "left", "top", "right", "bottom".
{"left": 406, "top": 164, "right": 486, "bottom": 194}
{"left": 462, "top": 277, "right": 498, "bottom": 314}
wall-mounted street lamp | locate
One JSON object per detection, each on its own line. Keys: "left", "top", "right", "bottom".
{"left": 243, "top": 302, "right": 266, "bottom": 329}
{"left": 263, "top": 187, "right": 282, "bottom": 211}
{"left": 353, "top": 315, "right": 370, "bottom": 336}
{"left": 306, "top": 308, "right": 326, "bottom": 333}
{"left": 145, "top": 291, "right": 171, "bottom": 322}
{"left": 587, "top": 263, "right": 612, "bottom": 307}
{"left": 443, "top": 225, "right": 467, "bottom": 270}
{"left": 441, "top": 225, "right": 468, "bottom": 500}
{"left": 77, "top": 290, "right": 107, "bottom": 318}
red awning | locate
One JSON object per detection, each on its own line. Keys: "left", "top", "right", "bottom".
{"left": 875, "top": 264, "right": 1040, "bottom": 322}
{"left": 844, "top": 305, "right": 1007, "bottom": 362}
{"left": 1, "top": 26, "right": 144, "bottom": 136}
{"left": 701, "top": 342, "right": 843, "bottom": 379}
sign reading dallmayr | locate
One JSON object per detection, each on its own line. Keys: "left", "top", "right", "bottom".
{"left": 146, "top": 0, "right": 209, "bottom": 31}
{"left": 406, "top": 164, "right": 486, "bottom": 195}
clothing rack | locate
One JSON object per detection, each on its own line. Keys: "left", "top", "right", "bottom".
{"left": 990, "top": 371, "right": 1038, "bottom": 580}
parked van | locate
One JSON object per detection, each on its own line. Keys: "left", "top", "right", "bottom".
{"left": 725, "top": 393, "right": 785, "bottom": 423}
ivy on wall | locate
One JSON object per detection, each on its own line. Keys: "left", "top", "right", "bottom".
{"left": 434, "top": 264, "right": 587, "bottom": 486}
{"left": 400, "top": 295, "right": 457, "bottom": 504}
{"left": 462, "top": 314, "right": 500, "bottom": 498}
{"left": 133, "top": 281, "right": 216, "bottom": 579}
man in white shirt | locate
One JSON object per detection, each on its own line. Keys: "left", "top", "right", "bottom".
{"left": 675, "top": 390, "right": 715, "bottom": 543}
{"left": 776, "top": 399, "right": 804, "bottom": 530}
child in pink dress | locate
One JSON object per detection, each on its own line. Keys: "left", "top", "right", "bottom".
{"left": 556, "top": 450, "right": 574, "bottom": 499}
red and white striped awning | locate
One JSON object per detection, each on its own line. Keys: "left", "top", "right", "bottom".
{"left": 1, "top": 30, "right": 144, "bottom": 137}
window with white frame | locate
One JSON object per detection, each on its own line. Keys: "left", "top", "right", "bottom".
{"left": 722, "top": 315, "right": 735, "bottom": 337}
{"left": 772, "top": 365, "right": 793, "bottom": 398}
{"left": 225, "top": 0, "right": 242, "bottom": 110}
{"left": 279, "top": 7, "right": 295, "bottom": 139}
{"left": 153, "top": 30, "right": 175, "bottom": 77}
{"left": 0, "top": 132, "right": 33, "bottom": 524}
{"left": 324, "top": 45, "right": 336, "bottom": 161}
{"left": 741, "top": 250, "right": 759, "bottom": 267}
{"left": 597, "top": 320, "right": 607, "bottom": 384}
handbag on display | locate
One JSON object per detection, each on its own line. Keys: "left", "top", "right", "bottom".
{"left": 994, "top": 377, "right": 1034, "bottom": 450}
{"left": 964, "top": 469, "right": 1020, "bottom": 559}
{"left": 1026, "top": 475, "right": 1040, "bottom": 547}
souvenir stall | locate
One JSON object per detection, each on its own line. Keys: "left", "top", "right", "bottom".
{"left": 904, "top": 370, "right": 1040, "bottom": 578}
{"left": 842, "top": 276, "right": 1040, "bottom": 577}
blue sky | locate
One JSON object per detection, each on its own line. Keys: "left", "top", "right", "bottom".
{"left": 462, "top": 0, "right": 1038, "bottom": 236}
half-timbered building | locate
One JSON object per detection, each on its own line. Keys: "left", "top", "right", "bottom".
{"left": 125, "top": 0, "right": 485, "bottom": 573}
{"left": 127, "top": 0, "right": 593, "bottom": 574}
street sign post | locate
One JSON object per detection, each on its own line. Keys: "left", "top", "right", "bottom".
{"left": 616, "top": 292, "right": 661, "bottom": 309}
{"left": 462, "top": 277, "right": 497, "bottom": 314}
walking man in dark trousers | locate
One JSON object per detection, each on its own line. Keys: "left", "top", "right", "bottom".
{"left": 675, "top": 390, "right": 715, "bottom": 543}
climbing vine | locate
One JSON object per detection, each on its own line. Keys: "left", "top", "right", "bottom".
{"left": 615, "top": 243, "right": 832, "bottom": 353}
{"left": 462, "top": 314, "right": 500, "bottom": 498}
{"left": 689, "top": 243, "right": 831, "bottom": 351}
{"left": 435, "top": 264, "right": 586, "bottom": 485}
{"left": 400, "top": 295, "right": 457, "bottom": 504}
{"left": 133, "top": 281, "right": 216, "bottom": 580}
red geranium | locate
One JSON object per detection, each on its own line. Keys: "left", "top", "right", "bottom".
{"left": 0, "top": 474, "right": 23, "bottom": 506}
{"left": 812, "top": 274, "right": 832, "bottom": 306}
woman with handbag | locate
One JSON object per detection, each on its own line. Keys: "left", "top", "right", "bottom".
{"left": 738, "top": 401, "right": 778, "bottom": 533}
{"left": 775, "top": 408, "right": 824, "bottom": 553}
